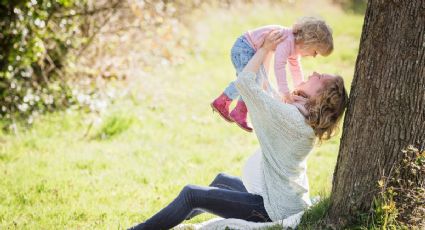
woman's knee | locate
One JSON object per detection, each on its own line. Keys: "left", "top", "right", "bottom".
{"left": 179, "top": 184, "right": 206, "bottom": 207}
{"left": 210, "top": 173, "right": 227, "bottom": 185}
{"left": 180, "top": 184, "right": 203, "bottom": 198}
{"left": 216, "top": 172, "right": 228, "bottom": 180}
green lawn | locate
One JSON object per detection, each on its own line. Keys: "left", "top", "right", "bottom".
{"left": 0, "top": 1, "right": 364, "bottom": 229}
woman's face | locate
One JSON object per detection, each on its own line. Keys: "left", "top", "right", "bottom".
{"left": 294, "top": 72, "right": 335, "bottom": 99}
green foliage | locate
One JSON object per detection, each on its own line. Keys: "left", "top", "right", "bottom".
{"left": 366, "top": 189, "right": 401, "bottom": 230}
{"left": 0, "top": 0, "right": 86, "bottom": 125}
{"left": 332, "top": 0, "right": 367, "bottom": 14}
{"left": 94, "top": 113, "right": 135, "bottom": 140}
{"left": 354, "top": 146, "right": 425, "bottom": 230}
{"left": 298, "top": 197, "right": 331, "bottom": 229}
{"left": 0, "top": 0, "right": 231, "bottom": 129}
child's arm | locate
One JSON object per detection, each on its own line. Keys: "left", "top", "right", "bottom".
{"left": 243, "top": 30, "right": 283, "bottom": 74}
{"left": 263, "top": 52, "right": 273, "bottom": 75}
{"left": 261, "top": 52, "right": 273, "bottom": 90}
{"left": 288, "top": 56, "right": 304, "bottom": 87}
{"left": 274, "top": 42, "right": 292, "bottom": 102}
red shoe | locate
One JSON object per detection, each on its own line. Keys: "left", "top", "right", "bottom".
{"left": 211, "top": 93, "right": 233, "bottom": 122}
{"left": 230, "top": 100, "right": 253, "bottom": 132}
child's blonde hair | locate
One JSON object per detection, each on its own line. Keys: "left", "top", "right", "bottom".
{"left": 292, "top": 17, "right": 334, "bottom": 56}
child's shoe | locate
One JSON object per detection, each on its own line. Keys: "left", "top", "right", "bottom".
{"left": 211, "top": 93, "right": 233, "bottom": 122}
{"left": 230, "top": 100, "right": 253, "bottom": 132}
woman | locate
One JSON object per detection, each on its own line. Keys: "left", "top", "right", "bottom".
{"left": 129, "top": 31, "right": 348, "bottom": 230}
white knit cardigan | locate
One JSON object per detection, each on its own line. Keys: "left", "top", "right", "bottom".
{"left": 235, "top": 71, "right": 315, "bottom": 220}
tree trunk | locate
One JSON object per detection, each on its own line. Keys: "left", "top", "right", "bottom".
{"left": 328, "top": 0, "right": 425, "bottom": 227}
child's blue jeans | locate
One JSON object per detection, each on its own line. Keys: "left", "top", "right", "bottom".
{"left": 224, "top": 36, "right": 268, "bottom": 101}
{"left": 128, "top": 173, "right": 271, "bottom": 230}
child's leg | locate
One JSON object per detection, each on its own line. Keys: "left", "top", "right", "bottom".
{"left": 230, "top": 99, "right": 252, "bottom": 132}
{"left": 228, "top": 41, "right": 264, "bottom": 132}
{"left": 230, "top": 69, "right": 264, "bottom": 103}
{"left": 128, "top": 185, "right": 271, "bottom": 230}
{"left": 211, "top": 36, "right": 256, "bottom": 122}
{"left": 224, "top": 36, "right": 257, "bottom": 100}
{"left": 229, "top": 64, "right": 267, "bottom": 132}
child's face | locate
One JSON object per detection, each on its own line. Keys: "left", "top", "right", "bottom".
{"left": 295, "top": 43, "right": 319, "bottom": 57}
{"left": 299, "top": 46, "right": 318, "bottom": 57}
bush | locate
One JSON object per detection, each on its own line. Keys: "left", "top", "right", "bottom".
{"left": 357, "top": 145, "right": 425, "bottom": 229}
{"left": 1, "top": 0, "right": 254, "bottom": 131}
{"left": 0, "top": 0, "right": 87, "bottom": 126}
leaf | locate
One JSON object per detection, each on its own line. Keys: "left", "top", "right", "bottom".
{"left": 378, "top": 179, "right": 384, "bottom": 188}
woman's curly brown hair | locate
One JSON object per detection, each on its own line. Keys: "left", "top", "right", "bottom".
{"left": 304, "top": 76, "right": 348, "bottom": 141}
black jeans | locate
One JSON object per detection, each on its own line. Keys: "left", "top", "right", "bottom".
{"left": 128, "top": 173, "right": 271, "bottom": 230}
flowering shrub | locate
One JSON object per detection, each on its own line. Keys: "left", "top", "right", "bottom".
{"left": 0, "top": 0, "right": 247, "bottom": 130}
{"left": 0, "top": 0, "right": 89, "bottom": 126}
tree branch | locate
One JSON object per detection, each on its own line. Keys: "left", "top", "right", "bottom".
{"left": 54, "top": 2, "right": 127, "bottom": 18}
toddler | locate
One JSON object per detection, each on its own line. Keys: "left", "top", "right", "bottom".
{"left": 211, "top": 17, "right": 333, "bottom": 132}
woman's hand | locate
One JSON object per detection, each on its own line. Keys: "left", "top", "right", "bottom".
{"left": 261, "top": 30, "right": 286, "bottom": 51}
{"left": 241, "top": 30, "right": 285, "bottom": 74}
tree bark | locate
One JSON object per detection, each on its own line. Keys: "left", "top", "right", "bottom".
{"left": 328, "top": 0, "right": 425, "bottom": 227}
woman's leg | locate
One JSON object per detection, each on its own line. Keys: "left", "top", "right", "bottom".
{"left": 209, "top": 172, "right": 248, "bottom": 192}
{"left": 128, "top": 184, "right": 271, "bottom": 230}
{"left": 185, "top": 173, "right": 248, "bottom": 220}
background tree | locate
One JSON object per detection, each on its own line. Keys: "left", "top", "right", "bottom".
{"left": 328, "top": 0, "right": 425, "bottom": 228}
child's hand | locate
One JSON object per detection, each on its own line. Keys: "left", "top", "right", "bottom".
{"left": 281, "top": 93, "right": 292, "bottom": 103}
{"left": 262, "top": 30, "right": 286, "bottom": 51}
{"left": 290, "top": 94, "right": 309, "bottom": 117}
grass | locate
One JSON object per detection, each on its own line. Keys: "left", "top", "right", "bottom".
{"left": 0, "top": 1, "right": 364, "bottom": 229}
{"left": 298, "top": 197, "right": 332, "bottom": 229}
{"left": 93, "top": 114, "right": 136, "bottom": 140}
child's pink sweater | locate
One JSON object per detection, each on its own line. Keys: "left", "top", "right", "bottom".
{"left": 244, "top": 25, "right": 303, "bottom": 95}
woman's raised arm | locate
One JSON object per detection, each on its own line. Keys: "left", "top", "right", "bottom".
{"left": 242, "top": 30, "right": 285, "bottom": 74}
{"left": 234, "top": 30, "right": 306, "bottom": 136}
